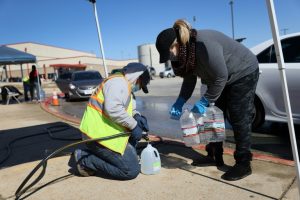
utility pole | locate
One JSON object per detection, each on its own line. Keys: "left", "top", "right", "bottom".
{"left": 281, "top": 28, "right": 289, "bottom": 35}
{"left": 192, "top": 16, "right": 196, "bottom": 27}
{"left": 88, "top": 0, "right": 109, "bottom": 78}
{"left": 229, "top": 0, "right": 235, "bottom": 39}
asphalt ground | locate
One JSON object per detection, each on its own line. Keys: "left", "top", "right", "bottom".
{"left": 48, "top": 77, "right": 300, "bottom": 163}
{"left": 0, "top": 77, "right": 300, "bottom": 200}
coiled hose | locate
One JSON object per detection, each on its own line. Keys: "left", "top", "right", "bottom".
{"left": 14, "top": 130, "right": 131, "bottom": 200}
{"left": 0, "top": 124, "right": 135, "bottom": 199}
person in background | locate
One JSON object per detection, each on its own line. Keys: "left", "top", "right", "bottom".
{"left": 29, "top": 65, "right": 41, "bottom": 101}
{"left": 70, "top": 62, "right": 150, "bottom": 180}
{"left": 22, "top": 75, "right": 30, "bottom": 101}
{"left": 155, "top": 19, "right": 259, "bottom": 181}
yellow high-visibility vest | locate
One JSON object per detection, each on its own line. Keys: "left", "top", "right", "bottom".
{"left": 80, "top": 74, "right": 133, "bottom": 155}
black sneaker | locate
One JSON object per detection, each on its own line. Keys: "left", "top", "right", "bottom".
{"left": 221, "top": 163, "right": 252, "bottom": 181}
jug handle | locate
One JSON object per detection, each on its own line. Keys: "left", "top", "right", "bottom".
{"left": 153, "top": 149, "right": 160, "bottom": 159}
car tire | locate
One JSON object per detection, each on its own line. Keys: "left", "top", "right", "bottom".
{"left": 225, "top": 96, "right": 265, "bottom": 130}
{"left": 252, "top": 97, "right": 265, "bottom": 130}
{"left": 65, "top": 93, "right": 70, "bottom": 102}
{"left": 150, "top": 68, "right": 156, "bottom": 77}
{"left": 167, "top": 73, "right": 171, "bottom": 78}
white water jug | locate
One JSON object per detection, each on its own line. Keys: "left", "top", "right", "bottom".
{"left": 140, "top": 143, "right": 161, "bottom": 175}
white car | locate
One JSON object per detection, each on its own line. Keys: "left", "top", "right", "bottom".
{"left": 159, "top": 68, "right": 176, "bottom": 78}
{"left": 250, "top": 32, "right": 300, "bottom": 128}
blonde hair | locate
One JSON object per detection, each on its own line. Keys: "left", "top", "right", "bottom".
{"left": 173, "top": 19, "right": 192, "bottom": 45}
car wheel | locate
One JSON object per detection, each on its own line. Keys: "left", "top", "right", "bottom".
{"left": 65, "top": 93, "right": 70, "bottom": 102}
{"left": 150, "top": 69, "right": 156, "bottom": 77}
{"left": 167, "top": 73, "right": 171, "bottom": 78}
{"left": 252, "top": 97, "right": 265, "bottom": 130}
{"left": 225, "top": 96, "right": 265, "bottom": 130}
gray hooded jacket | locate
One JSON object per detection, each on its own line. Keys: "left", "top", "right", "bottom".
{"left": 179, "top": 30, "right": 259, "bottom": 102}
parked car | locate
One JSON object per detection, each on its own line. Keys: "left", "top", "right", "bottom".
{"left": 248, "top": 32, "right": 300, "bottom": 129}
{"left": 55, "top": 70, "right": 103, "bottom": 101}
{"left": 148, "top": 66, "right": 156, "bottom": 77}
{"left": 159, "top": 68, "right": 175, "bottom": 78}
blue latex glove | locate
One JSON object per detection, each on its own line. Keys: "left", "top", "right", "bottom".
{"left": 134, "top": 114, "right": 149, "bottom": 132}
{"left": 169, "top": 97, "right": 186, "bottom": 120}
{"left": 191, "top": 96, "right": 209, "bottom": 114}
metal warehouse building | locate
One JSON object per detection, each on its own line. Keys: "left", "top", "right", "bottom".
{"left": 1, "top": 42, "right": 137, "bottom": 81}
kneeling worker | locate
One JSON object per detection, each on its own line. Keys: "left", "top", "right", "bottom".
{"left": 71, "top": 63, "right": 150, "bottom": 180}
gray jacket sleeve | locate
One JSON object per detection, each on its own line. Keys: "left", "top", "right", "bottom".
{"left": 103, "top": 77, "right": 137, "bottom": 130}
{"left": 202, "top": 42, "right": 228, "bottom": 102}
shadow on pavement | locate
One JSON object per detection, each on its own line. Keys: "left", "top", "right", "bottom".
{"left": 224, "top": 120, "right": 300, "bottom": 160}
{"left": 0, "top": 122, "right": 84, "bottom": 169}
{"left": 137, "top": 140, "right": 211, "bottom": 171}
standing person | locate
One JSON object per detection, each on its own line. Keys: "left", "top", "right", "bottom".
{"left": 70, "top": 63, "right": 150, "bottom": 180}
{"left": 22, "top": 75, "right": 30, "bottom": 101}
{"left": 29, "top": 65, "right": 41, "bottom": 101}
{"left": 156, "top": 19, "right": 259, "bottom": 181}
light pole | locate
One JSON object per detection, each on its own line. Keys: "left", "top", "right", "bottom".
{"left": 192, "top": 16, "right": 196, "bottom": 28}
{"left": 229, "top": 0, "right": 235, "bottom": 39}
{"left": 88, "top": 0, "right": 109, "bottom": 78}
{"left": 281, "top": 28, "right": 289, "bottom": 35}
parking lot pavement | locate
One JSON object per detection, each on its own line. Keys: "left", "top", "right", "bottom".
{"left": 0, "top": 78, "right": 299, "bottom": 199}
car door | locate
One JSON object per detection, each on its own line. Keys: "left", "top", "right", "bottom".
{"left": 55, "top": 72, "right": 72, "bottom": 94}
{"left": 256, "top": 35, "right": 300, "bottom": 119}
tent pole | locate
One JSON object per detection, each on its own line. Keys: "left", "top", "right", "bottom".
{"left": 4, "top": 65, "right": 8, "bottom": 82}
{"left": 266, "top": 0, "right": 300, "bottom": 195}
{"left": 90, "top": 0, "right": 109, "bottom": 78}
{"left": 20, "top": 64, "right": 24, "bottom": 79}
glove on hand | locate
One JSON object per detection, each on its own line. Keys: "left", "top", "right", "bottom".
{"left": 134, "top": 114, "right": 149, "bottom": 132}
{"left": 191, "top": 96, "right": 209, "bottom": 114}
{"left": 169, "top": 97, "right": 186, "bottom": 120}
{"left": 131, "top": 124, "right": 143, "bottom": 142}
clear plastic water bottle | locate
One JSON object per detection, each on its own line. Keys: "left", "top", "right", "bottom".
{"left": 180, "top": 109, "right": 200, "bottom": 146}
{"left": 140, "top": 143, "right": 161, "bottom": 175}
{"left": 204, "top": 103, "right": 226, "bottom": 142}
{"left": 193, "top": 113, "right": 207, "bottom": 144}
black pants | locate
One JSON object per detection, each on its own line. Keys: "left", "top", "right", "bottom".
{"left": 214, "top": 68, "right": 259, "bottom": 163}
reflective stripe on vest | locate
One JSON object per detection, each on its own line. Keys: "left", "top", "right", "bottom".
{"left": 79, "top": 74, "right": 133, "bottom": 155}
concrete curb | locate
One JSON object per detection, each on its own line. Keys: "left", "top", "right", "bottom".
{"left": 40, "top": 97, "right": 295, "bottom": 167}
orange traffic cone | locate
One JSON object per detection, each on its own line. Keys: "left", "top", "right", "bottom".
{"left": 52, "top": 91, "right": 60, "bottom": 106}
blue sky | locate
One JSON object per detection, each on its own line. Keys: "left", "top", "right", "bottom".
{"left": 0, "top": 0, "right": 299, "bottom": 60}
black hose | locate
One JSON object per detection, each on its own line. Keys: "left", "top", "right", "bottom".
{"left": 14, "top": 131, "right": 131, "bottom": 200}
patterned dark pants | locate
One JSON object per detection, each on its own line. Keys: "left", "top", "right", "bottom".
{"left": 215, "top": 68, "right": 259, "bottom": 163}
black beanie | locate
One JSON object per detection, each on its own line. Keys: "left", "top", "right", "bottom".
{"left": 155, "top": 28, "right": 177, "bottom": 63}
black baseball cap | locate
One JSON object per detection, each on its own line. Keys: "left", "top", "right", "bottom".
{"left": 123, "top": 62, "right": 150, "bottom": 93}
{"left": 156, "top": 28, "right": 177, "bottom": 63}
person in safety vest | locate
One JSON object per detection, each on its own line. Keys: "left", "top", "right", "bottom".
{"left": 22, "top": 75, "right": 30, "bottom": 101}
{"left": 69, "top": 62, "right": 151, "bottom": 179}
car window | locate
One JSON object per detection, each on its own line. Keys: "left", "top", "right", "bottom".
{"left": 257, "top": 36, "right": 300, "bottom": 63}
{"left": 59, "top": 73, "right": 72, "bottom": 80}
{"left": 281, "top": 36, "right": 300, "bottom": 63}
{"left": 73, "top": 72, "right": 102, "bottom": 81}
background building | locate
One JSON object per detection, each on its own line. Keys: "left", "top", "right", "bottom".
{"left": 0, "top": 42, "right": 137, "bottom": 81}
